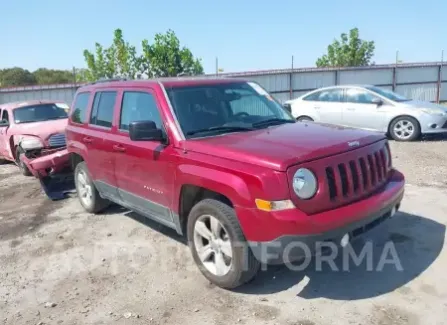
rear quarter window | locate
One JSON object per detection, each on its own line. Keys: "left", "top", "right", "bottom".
{"left": 71, "top": 92, "right": 91, "bottom": 124}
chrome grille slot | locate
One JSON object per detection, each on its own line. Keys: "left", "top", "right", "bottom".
{"left": 323, "top": 145, "right": 389, "bottom": 202}
{"left": 48, "top": 133, "right": 66, "bottom": 148}
{"left": 325, "top": 167, "right": 337, "bottom": 200}
{"left": 338, "top": 163, "right": 349, "bottom": 197}
{"left": 349, "top": 160, "right": 360, "bottom": 193}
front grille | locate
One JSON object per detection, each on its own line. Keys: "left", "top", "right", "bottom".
{"left": 287, "top": 140, "right": 391, "bottom": 215}
{"left": 325, "top": 146, "right": 389, "bottom": 201}
{"left": 48, "top": 133, "right": 66, "bottom": 148}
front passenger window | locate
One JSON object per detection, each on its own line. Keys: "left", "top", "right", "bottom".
{"left": 120, "top": 91, "right": 163, "bottom": 131}
{"left": 346, "top": 88, "right": 378, "bottom": 104}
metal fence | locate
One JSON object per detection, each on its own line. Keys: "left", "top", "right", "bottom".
{"left": 1, "top": 61, "right": 446, "bottom": 105}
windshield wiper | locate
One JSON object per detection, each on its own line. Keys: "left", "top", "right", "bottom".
{"left": 252, "top": 118, "right": 295, "bottom": 128}
{"left": 187, "top": 125, "right": 255, "bottom": 136}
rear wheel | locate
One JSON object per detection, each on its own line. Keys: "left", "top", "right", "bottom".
{"left": 187, "top": 199, "right": 260, "bottom": 289}
{"left": 297, "top": 116, "right": 314, "bottom": 122}
{"left": 74, "top": 162, "right": 110, "bottom": 213}
{"left": 389, "top": 116, "right": 421, "bottom": 141}
{"left": 16, "top": 147, "right": 32, "bottom": 176}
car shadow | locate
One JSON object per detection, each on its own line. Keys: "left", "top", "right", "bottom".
{"left": 101, "top": 204, "right": 187, "bottom": 245}
{"left": 236, "top": 211, "right": 445, "bottom": 300}
{"left": 420, "top": 133, "right": 447, "bottom": 141}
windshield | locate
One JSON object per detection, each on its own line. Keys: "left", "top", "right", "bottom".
{"left": 365, "top": 86, "right": 410, "bottom": 102}
{"left": 165, "top": 81, "right": 294, "bottom": 138}
{"left": 13, "top": 103, "right": 68, "bottom": 124}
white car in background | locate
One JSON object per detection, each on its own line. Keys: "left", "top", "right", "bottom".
{"left": 284, "top": 85, "right": 447, "bottom": 141}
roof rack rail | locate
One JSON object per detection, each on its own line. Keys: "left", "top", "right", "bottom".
{"left": 86, "top": 77, "right": 128, "bottom": 86}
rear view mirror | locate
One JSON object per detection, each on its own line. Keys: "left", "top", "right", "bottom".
{"left": 129, "top": 120, "right": 164, "bottom": 142}
{"left": 372, "top": 98, "right": 383, "bottom": 106}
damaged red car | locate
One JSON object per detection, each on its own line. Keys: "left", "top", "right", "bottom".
{"left": 0, "top": 100, "right": 70, "bottom": 194}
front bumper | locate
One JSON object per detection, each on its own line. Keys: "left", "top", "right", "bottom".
{"left": 419, "top": 114, "right": 447, "bottom": 134}
{"left": 22, "top": 148, "right": 70, "bottom": 178}
{"left": 237, "top": 170, "right": 405, "bottom": 264}
{"left": 21, "top": 149, "right": 75, "bottom": 200}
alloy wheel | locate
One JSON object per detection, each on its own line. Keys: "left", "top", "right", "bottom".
{"left": 393, "top": 119, "right": 415, "bottom": 140}
{"left": 193, "top": 214, "right": 233, "bottom": 276}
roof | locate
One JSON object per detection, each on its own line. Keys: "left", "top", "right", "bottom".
{"left": 77, "top": 77, "right": 247, "bottom": 91}
{"left": 0, "top": 99, "right": 65, "bottom": 110}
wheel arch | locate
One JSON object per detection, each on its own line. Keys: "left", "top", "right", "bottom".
{"left": 69, "top": 152, "right": 85, "bottom": 171}
{"left": 388, "top": 114, "right": 421, "bottom": 135}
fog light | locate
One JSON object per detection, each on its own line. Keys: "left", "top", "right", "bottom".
{"left": 430, "top": 124, "right": 437, "bottom": 129}
{"left": 340, "top": 234, "right": 350, "bottom": 247}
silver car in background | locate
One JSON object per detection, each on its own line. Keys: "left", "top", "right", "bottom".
{"left": 285, "top": 85, "right": 447, "bottom": 141}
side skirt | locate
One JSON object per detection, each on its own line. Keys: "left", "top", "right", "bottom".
{"left": 94, "top": 181, "right": 183, "bottom": 236}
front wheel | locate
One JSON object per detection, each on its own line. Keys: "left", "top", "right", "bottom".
{"left": 187, "top": 199, "right": 260, "bottom": 289}
{"left": 16, "top": 147, "right": 32, "bottom": 176}
{"left": 389, "top": 116, "right": 421, "bottom": 141}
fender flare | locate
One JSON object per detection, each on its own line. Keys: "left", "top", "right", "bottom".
{"left": 174, "top": 164, "right": 253, "bottom": 209}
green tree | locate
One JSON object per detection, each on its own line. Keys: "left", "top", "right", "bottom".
{"left": 0, "top": 67, "right": 37, "bottom": 87}
{"left": 83, "top": 29, "right": 141, "bottom": 81}
{"left": 141, "top": 29, "right": 204, "bottom": 77}
{"left": 82, "top": 28, "right": 204, "bottom": 81}
{"left": 316, "top": 28, "right": 375, "bottom": 67}
{"left": 33, "top": 68, "right": 74, "bottom": 84}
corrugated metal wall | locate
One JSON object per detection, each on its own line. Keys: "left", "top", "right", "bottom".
{"left": 0, "top": 84, "right": 78, "bottom": 105}
{"left": 1, "top": 62, "right": 446, "bottom": 105}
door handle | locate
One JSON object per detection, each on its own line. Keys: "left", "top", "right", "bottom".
{"left": 113, "top": 144, "right": 126, "bottom": 152}
{"left": 83, "top": 137, "right": 93, "bottom": 144}
{"left": 314, "top": 106, "right": 320, "bottom": 110}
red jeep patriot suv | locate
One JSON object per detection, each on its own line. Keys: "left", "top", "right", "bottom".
{"left": 66, "top": 78, "right": 405, "bottom": 289}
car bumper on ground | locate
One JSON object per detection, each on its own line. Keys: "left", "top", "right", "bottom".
{"left": 419, "top": 114, "right": 447, "bottom": 134}
{"left": 237, "top": 170, "right": 405, "bottom": 264}
{"left": 22, "top": 149, "right": 75, "bottom": 200}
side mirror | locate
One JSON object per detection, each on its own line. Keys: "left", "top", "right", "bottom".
{"left": 0, "top": 120, "right": 9, "bottom": 128}
{"left": 129, "top": 120, "right": 164, "bottom": 142}
{"left": 371, "top": 98, "right": 383, "bottom": 106}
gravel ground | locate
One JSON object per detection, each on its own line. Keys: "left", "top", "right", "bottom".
{"left": 0, "top": 138, "right": 446, "bottom": 325}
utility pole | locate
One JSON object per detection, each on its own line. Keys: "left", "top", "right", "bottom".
{"left": 215, "top": 57, "right": 219, "bottom": 76}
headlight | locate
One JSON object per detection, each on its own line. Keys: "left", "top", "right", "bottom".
{"left": 293, "top": 168, "right": 318, "bottom": 199}
{"left": 419, "top": 108, "right": 446, "bottom": 116}
{"left": 20, "top": 137, "right": 44, "bottom": 150}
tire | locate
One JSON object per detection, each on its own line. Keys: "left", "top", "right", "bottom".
{"left": 16, "top": 147, "right": 32, "bottom": 176}
{"left": 297, "top": 116, "right": 314, "bottom": 122}
{"left": 0, "top": 158, "right": 7, "bottom": 165}
{"left": 187, "top": 199, "right": 260, "bottom": 289}
{"left": 74, "top": 162, "right": 110, "bottom": 213}
{"left": 389, "top": 116, "right": 421, "bottom": 141}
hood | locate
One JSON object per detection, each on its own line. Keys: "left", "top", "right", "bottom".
{"left": 183, "top": 122, "right": 385, "bottom": 171}
{"left": 401, "top": 100, "right": 447, "bottom": 112}
{"left": 12, "top": 118, "right": 68, "bottom": 141}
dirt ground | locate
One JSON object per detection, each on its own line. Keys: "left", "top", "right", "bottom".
{"left": 1, "top": 138, "right": 447, "bottom": 325}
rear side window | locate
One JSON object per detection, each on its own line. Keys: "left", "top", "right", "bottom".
{"left": 90, "top": 91, "right": 117, "bottom": 128}
{"left": 119, "top": 91, "right": 163, "bottom": 131}
{"left": 304, "top": 89, "right": 344, "bottom": 102}
{"left": 71, "top": 92, "right": 90, "bottom": 124}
